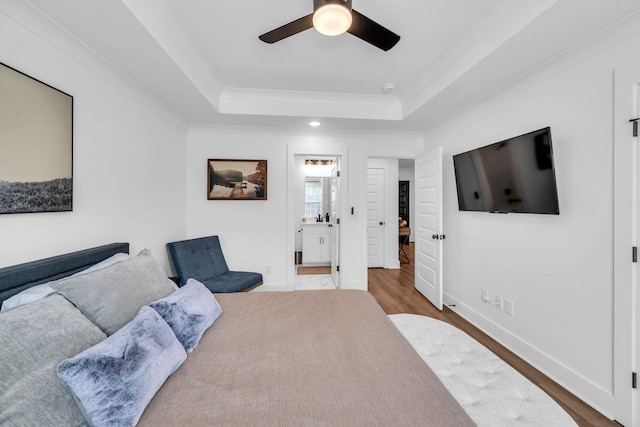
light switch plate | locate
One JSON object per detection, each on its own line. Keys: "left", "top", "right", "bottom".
{"left": 505, "top": 299, "right": 514, "bottom": 316}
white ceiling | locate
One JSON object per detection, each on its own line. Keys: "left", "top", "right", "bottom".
{"left": 27, "top": 0, "right": 640, "bottom": 131}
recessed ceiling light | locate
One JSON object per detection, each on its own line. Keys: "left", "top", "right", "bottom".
{"left": 308, "top": 120, "right": 322, "bottom": 127}
{"left": 382, "top": 83, "right": 394, "bottom": 93}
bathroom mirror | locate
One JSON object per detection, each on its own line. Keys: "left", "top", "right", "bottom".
{"left": 304, "top": 177, "right": 331, "bottom": 221}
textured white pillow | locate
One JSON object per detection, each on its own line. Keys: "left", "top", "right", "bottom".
{"left": 1, "top": 253, "right": 130, "bottom": 312}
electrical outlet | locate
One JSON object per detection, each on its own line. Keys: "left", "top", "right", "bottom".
{"left": 265, "top": 264, "right": 272, "bottom": 274}
{"left": 481, "top": 289, "right": 489, "bottom": 302}
{"left": 505, "top": 299, "right": 514, "bottom": 316}
{"left": 495, "top": 296, "right": 504, "bottom": 310}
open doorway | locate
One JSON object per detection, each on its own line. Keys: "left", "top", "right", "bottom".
{"left": 366, "top": 158, "right": 415, "bottom": 269}
{"left": 398, "top": 159, "right": 415, "bottom": 265}
{"left": 398, "top": 159, "right": 415, "bottom": 244}
{"left": 294, "top": 155, "right": 340, "bottom": 290}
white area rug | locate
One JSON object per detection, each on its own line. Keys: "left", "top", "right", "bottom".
{"left": 389, "top": 314, "right": 577, "bottom": 427}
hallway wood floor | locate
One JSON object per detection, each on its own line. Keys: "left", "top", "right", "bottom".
{"left": 367, "top": 243, "right": 618, "bottom": 427}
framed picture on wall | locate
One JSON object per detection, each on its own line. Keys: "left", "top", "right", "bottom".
{"left": 0, "top": 62, "right": 73, "bottom": 214}
{"left": 207, "top": 159, "right": 267, "bottom": 200}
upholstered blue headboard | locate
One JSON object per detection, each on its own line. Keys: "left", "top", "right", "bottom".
{"left": 0, "top": 243, "right": 129, "bottom": 306}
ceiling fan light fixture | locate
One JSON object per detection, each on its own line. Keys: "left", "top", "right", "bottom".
{"left": 313, "top": 3, "right": 352, "bottom": 36}
{"left": 259, "top": 0, "right": 399, "bottom": 51}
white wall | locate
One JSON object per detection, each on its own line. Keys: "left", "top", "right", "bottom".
{"left": 186, "top": 126, "right": 423, "bottom": 290}
{"left": 0, "top": 3, "right": 187, "bottom": 272}
{"left": 424, "top": 14, "right": 640, "bottom": 417}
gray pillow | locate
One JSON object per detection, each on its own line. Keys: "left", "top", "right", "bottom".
{"left": 58, "top": 306, "right": 187, "bottom": 427}
{"left": 0, "top": 295, "right": 106, "bottom": 427}
{"left": 51, "top": 249, "right": 177, "bottom": 335}
{"left": 149, "top": 278, "right": 222, "bottom": 352}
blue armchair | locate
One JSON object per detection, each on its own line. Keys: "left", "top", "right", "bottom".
{"left": 166, "top": 236, "right": 262, "bottom": 293}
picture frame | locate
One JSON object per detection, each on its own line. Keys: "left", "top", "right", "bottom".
{"left": 207, "top": 159, "right": 267, "bottom": 200}
{"left": 0, "top": 62, "right": 73, "bottom": 214}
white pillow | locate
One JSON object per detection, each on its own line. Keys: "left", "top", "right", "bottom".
{"left": 74, "top": 252, "right": 129, "bottom": 276}
{"left": 0, "top": 252, "right": 129, "bottom": 312}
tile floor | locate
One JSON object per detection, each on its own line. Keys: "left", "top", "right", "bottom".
{"left": 294, "top": 268, "right": 336, "bottom": 290}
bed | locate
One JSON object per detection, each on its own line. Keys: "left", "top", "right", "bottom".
{"left": 0, "top": 243, "right": 475, "bottom": 426}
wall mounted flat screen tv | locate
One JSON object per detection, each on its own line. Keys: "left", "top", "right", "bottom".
{"left": 453, "top": 127, "right": 559, "bottom": 214}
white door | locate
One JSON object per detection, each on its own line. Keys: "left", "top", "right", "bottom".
{"left": 330, "top": 160, "right": 340, "bottom": 287}
{"left": 367, "top": 168, "right": 385, "bottom": 267}
{"left": 634, "top": 84, "right": 640, "bottom": 426}
{"left": 613, "top": 61, "right": 640, "bottom": 426}
{"left": 415, "top": 147, "right": 443, "bottom": 310}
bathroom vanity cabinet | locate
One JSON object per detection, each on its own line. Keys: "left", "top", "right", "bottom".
{"left": 302, "top": 223, "right": 331, "bottom": 265}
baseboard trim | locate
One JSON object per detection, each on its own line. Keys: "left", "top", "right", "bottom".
{"left": 444, "top": 292, "right": 614, "bottom": 420}
{"left": 386, "top": 260, "right": 401, "bottom": 269}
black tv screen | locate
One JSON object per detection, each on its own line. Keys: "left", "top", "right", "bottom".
{"left": 453, "top": 127, "right": 559, "bottom": 214}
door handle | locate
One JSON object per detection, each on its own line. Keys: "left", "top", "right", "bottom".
{"left": 379, "top": 221, "right": 385, "bottom": 226}
{"left": 432, "top": 234, "right": 447, "bottom": 240}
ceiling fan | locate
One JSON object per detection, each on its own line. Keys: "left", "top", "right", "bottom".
{"left": 259, "top": 0, "right": 400, "bottom": 51}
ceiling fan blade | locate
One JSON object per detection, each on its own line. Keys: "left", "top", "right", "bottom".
{"left": 347, "top": 9, "right": 400, "bottom": 51}
{"left": 259, "top": 14, "right": 314, "bottom": 44}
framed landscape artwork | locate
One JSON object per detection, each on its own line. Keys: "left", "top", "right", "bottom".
{"left": 0, "top": 62, "right": 73, "bottom": 214}
{"left": 207, "top": 159, "right": 267, "bottom": 200}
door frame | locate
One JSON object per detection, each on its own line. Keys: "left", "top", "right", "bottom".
{"left": 331, "top": 160, "right": 340, "bottom": 287}
{"left": 287, "top": 143, "right": 348, "bottom": 290}
{"left": 613, "top": 57, "right": 640, "bottom": 426}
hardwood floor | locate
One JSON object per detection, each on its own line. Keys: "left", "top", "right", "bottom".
{"left": 367, "top": 242, "right": 619, "bottom": 427}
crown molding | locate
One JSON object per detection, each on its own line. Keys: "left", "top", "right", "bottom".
{"left": 120, "top": 0, "right": 225, "bottom": 111}
{"left": 403, "top": 0, "right": 558, "bottom": 117}
{"left": 220, "top": 87, "right": 402, "bottom": 120}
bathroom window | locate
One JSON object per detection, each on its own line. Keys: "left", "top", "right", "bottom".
{"left": 305, "top": 179, "right": 322, "bottom": 217}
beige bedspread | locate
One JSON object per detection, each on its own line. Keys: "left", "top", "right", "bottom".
{"left": 138, "top": 290, "right": 475, "bottom": 426}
